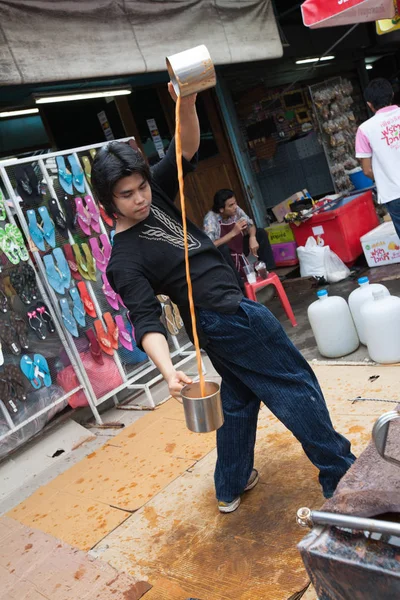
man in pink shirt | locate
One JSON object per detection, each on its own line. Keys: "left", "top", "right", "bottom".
{"left": 356, "top": 78, "right": 400, "bottom": 237}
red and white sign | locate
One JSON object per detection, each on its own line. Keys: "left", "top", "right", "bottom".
{"left": 301, "top": 0, "right": 395, "bottom": 29}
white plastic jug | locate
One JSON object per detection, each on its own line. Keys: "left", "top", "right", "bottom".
{"left": 361, "top": 290, "right": 400, "bottom": 364}
{"left": 348, "top": 277, "right": 390, "bottom": 345}
{"left": 308, "top": 290, "right": 359, "bottom": 358}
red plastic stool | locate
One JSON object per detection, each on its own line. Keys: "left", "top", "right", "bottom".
{"left": 244, "top": 272, "right": 297, "bottom": 327}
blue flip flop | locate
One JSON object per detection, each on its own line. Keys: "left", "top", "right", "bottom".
{"left": 53, "top": 247, "right": 71, "bottom": 290}
{"left": 69, "top": 286, "right": 86, "bottom": 327}
{"left": 20, "top": 354, "right": 42, "bottom": 389}
{"left": 38, "top": 206, "right": 56, "bottom": 248}
{"left": 34, "top": 354, "right": 52, "bottom": 387}
{"left": 60, "top": 298, "right": 79, "bottom": 337}
{"left": 67, "top": 155, "right": 86, "bottom": 194}
{"left": 56, "top": 156, "right": 73, "bottom": 195}
{"left": 43, "top": 254, "right": 65, "bottom": 294}
{"left": 27, "top": 209, "right": 45, "bottom": 252}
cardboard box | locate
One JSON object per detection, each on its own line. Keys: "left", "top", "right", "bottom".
{"left": 272, "top": 189, "right": 310, "bottom": 223}
{"left": 361, "top": 221, "right": 400, "bottom": 267}
{"left": 266, "top": 222, "right": 295, "bottom": 245}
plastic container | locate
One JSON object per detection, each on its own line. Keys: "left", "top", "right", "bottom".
{"left": 361, "top": 290, "right": 400, "bottom": 364}
{"left": 307, "top": 290, "right": 359, "bottom": 358}
{"left": 348, "top": 167, "right": 374, "bottom": 190}
{"left": 266, "top": 223, "right": 295, "bottom": 245}
{"left": 361, "top": 221, "right": 400, "bottom": 267}
{"left": 348, "top": 277, "right": 390, "bottom": 344}
{"left": 290, "top": 191, "right": 379, "bottom": 265}
{"left": 272, "top": 241, "right": 299, "bottom": 267}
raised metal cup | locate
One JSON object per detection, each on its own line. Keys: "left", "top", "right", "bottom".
{"left": 181, "top": 381, "right": 224, "bottom": 433}
{"left": 166, "top": 45, "right": 216, "bottom": 97}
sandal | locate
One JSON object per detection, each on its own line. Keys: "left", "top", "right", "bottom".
{"left": 89, "top": 149, "right": 97, "bottom": 161}
{"left": 38, "top": 206, "right": 56, "bottom": 248}
{"left": 34, "top": 354, "right": 52, "bottom": 387}
{"left": 53, "top": 247, "right": 71, "bottom": 290}
{"left": 0, "top": 188, "right": 6, "bottom": 221}
{"left": 72, "top": 243, "right": 91, "bottom": 280}
{"left": 89, "top": 237, "right": 107, "bottom": 273}
{"left": 115, "top": 315, "right": 133, "bottom": 351}
{"left": 4, "top": 223, "right": 29, "bottom": 262}
{"left": 27, "top": 309, "right": 46, "bottom": 340}
{"left": 20, "top": 264, "right": 38, "bottom": 303}
{"left": 15, "top": 165, "right": 42, "bottom": 208}
{"left": 163, "top": 303, "right": 179, "bottom": 336}
{"left": 9, "top": 311, "right": 29, "bottom": 350}
{"left": 10, "top": 267, "right": 31, "bottom": 305}
{"left": 20, "top": 354, "right": 42, "bottom": 389}
{"left": 81, "top": 243, "right": 97, "bottom": 281}
{"left": 56, "top": 156, "right": 73, "bottom": 196}
{"left": 84, "top": 195, "right": 101, "bottom": 233}
{"left": 7, "top": 365, "right": 28, "bottom": 401}
{"left": 77, "top": 281, "right": 96, "bottom": 318}
{"left": 85, "top": 329, "right": 104, "bottom": 365}
{"left": 27, "top": 209, "right": 45, "bottom": 252}
{"left": 63, "top": 244, "right": 81, "bottom": 281}
{"left": 94, "top": 319, "right": 114, "bottom": 355}
{"left": 171, "top": 302, "right": 184, "bottom": 330}
{"left": 35, "top": 302, "right": 56, "bottom": 333}
{"left": 0, "top": 341, "right": 3, "bottom": 366}
{"left": 75, "top": 197, "right": 91, "bottom": 236}
{"left": 0, "top": 283, "right": 8, "bottom": 313}
{"left": 43, "top": 254, "right": 65, "bottom": 295}
{"left": 49, "top": 198, "right": 69, "bottom": 239}
{"left": 104, "top": 312, "right": 118, "bottom": 349}
{"left": 0, "top": 319, "right": 21, "bottom": 355}
{"left": 0, "top": 378, "right": 19, "bottom": 414}
{"left": 102, "top": 274, "right": 119, "bottom": 310}
{"left": 81, "top": 156, "right": 92, "bottom": 184}
{"left": 99, "top": 204, "right": 113, "bottom": 227}
{"left": 69, "top": 286, "right": 86, "bottom": 327}
{"left": 68, "top": 154, "right": 86, "bottom": 194}
{"left": 60, "top": 298, "right": 79, "bottom": 337}
{"left": 0, "top": 228, "right": 19, "bottom": 265}
{"left": 61, "top": 196, "right": 76, "bottom": 232}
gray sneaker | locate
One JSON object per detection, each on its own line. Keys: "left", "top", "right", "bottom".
{"left": 218, "top": 469, "right": 259, "bottom": 514}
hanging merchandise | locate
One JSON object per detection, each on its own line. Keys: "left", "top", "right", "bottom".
{"left": 0, "top": 137, "right": 203, "bottom": 447}
{"left": 301, "top": 0, "right": 395, "bottom": 29}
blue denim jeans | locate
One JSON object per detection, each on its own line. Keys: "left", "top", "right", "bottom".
{"left": 199, "top": 299, "right": 356, "bottom": 502}
{"left": 386, "top": 198, "right": 400, "bottom": 239}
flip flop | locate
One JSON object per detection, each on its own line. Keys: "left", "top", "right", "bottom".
{"left": 163, "top": 303, "right": 179, "bottom": 336}
{"left": 10, "top": 267, "right": 31, "bottom": 305}
{"left": 72, "top": 244, "right": 91, "bottom": 280}
{"left": 9, "top": 311, "right": 29, "bottom": 350}
{"left": 68, "top": 154, "right": 86, "bottom": 194}
{"left": 63, "top": 244, "right": 81, "bottom": 281}
{"left": 15, "top": 165, "right": 42, "bottom": 208}
{"left": 43, "top": 254, "right": 65, "bottom": 294}
{"left": 81, "top": 156, "right": 92, "bottom": 184}
{"left": 0, "top": 319, "right": 20, "bottom": 355}
{"left": 60, "top": 298, "right": 79, "bottom": 337}
{"left": 75, "top": 197, "right": 91, "bottom": 236}
{"left": 0, "top": 378, "right": 19, "bottom": 413}
{"left": 0, "top": 228, "right": 19, "bottom": 265}
{"left": 27, "top": 209, "right": 45, "bottom": 252}
{"left": 56, "top": 156, "right": 73, "bottom": 195}
{"left": 85, "top": 329, "right": 104, "bottom": 365}
{"left": 100, "top": 234, "right": 112, "bottom": 262}
{"left": 53, "top": 247, "right": 71, "bottom": 289}
{"left": 48, "top": 198, "right": 69, "bottom": 239}
{"left": 38, "top": 206, "right": 56, "bottom": 248}
{"left": 81, "top": 243, "right": 97, "bottom": 281}
{"left": 34, "top": 354, "right": 52, "bottom": 387}
{"left": 89, "top": 238, "right": 107, "bottom": 273}
{"left": 110, "top": 230, "right": 115, "bottom": 245}
{"left": 20, "top": 264, "right": 38, "bottom": 302}
{"left": 104, "top": 312, "right": 118, "bottom": 349}
{"left": 61, "top": 196, "right": 76, "bottom": 231}
{"left": 84, "top": 196, "right": 101, "bottom": 233}
{"left": 99, "top": 204, "right": 113, "bottom": 227}
{"left": 0, "top": 341, "right": 3, "bottom": 366}
{"left": 102, "top": 274, "right": 119, "bottom": 310}
{"left": 69, "top": 286, "right": 86, "bottom": 327}
{"left": 0, "top": 188, "right": 6, "bottom": 221}
{"left": 0, "top": 284, "right": 8, "bottom": 313}
{"left": 27, "top": 309, "right": 46, "bottom": 340}
{"left": 77, "top": 281, "right": 96, "bottom": 318}
{"left": 94, "top": 319, "right": 114, "bottom": 355}
{"left": 4, "top": 223, "right": 29, "bottom": 262}
{"left": 20, "top": 355, "right": 42, "bottom": 389}
{"left": 115, "top": 315, "right": 133, "bottom": 351}
{"left": 89, "top": 149, "right": 97, "bottom": 161}
{"left": 171, "top": 302, "right": 184, "bottom": 330}
{"left": 35, "top": 302, "right": 56, "bottom": 333}
{"left": 7, "top": 365, "right": 28, "bottom": 401}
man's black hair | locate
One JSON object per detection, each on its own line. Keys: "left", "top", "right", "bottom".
{"left": 212, "top": 189, "right": 235, "bottom": 213}
{"left": 91, "top": 142, "right": 151, "bottom": 218}
{"left": 364, "top": 78, "right": 394, "bottom": 111}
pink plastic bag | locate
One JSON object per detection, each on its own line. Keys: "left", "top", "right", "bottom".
{"left": 57, "top": 352, "right": 124, "bottom": 408}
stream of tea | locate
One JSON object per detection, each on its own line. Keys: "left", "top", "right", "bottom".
{"left": 175, "top": 94, "right": 206, "bottom": 397}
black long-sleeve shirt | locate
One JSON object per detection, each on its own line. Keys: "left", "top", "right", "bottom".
{"left": 106, "top": 140, "right": 243, "bottom": 350}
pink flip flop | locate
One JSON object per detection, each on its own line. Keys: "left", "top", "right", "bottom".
{"left": 75, "top": 197, "right": 91, "bottom": 236}
{"left": 89, "top": 237, "right": 107, "bottom": 273}
{"left": 115, "top": 315, "right": 133, "bottom": 350}
{"left": 102, "top": 274, "right": 119, "bottom": 311}
{"left": 100, "top": 234, "right": 111, "bottom": 263}
{"left": 85, "top": 195, "right": 101, "bottom": 233}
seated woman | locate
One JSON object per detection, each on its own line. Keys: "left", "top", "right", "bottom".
{"left": 203, "top": 189, "right": 275, "bottom": 279}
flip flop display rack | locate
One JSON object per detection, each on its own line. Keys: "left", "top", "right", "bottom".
{"left": 0, "top": 138, "right": 202, "bottom": 455}
{"left": 0, "top": 180, "right": 92, "bottom": 459}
